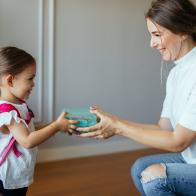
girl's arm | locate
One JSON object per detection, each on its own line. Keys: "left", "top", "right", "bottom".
{"left": 7, "top": 112, "right": 75, "bottom": 148}
{"left": 35, "top": 123, "right": 51, "bottom": 130}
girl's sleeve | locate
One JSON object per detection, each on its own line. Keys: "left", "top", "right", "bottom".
{"left": 0, "top": 110, "right": 28, "bottom": 128}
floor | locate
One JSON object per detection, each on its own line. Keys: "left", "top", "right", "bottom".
{"left": 27, "top": 148, "right": 162, "bottom": 196}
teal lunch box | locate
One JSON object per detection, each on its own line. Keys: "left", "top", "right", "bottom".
{"left": 64, "top": 107, "right": 97, "bottom": 127}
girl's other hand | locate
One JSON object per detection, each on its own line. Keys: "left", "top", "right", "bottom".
{"left": 55, "top": 112, "right": 78, "bottom": 133}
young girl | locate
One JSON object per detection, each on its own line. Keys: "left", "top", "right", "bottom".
{"left": 0, "top": 46, "right": 76, "bottom": 196}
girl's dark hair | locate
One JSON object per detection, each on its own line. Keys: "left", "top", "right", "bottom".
{"left": 0, "top": 46, "right": 36, "bottom": 76}
{"left": 145, "top": 0, "right": 196, "bottom": 42}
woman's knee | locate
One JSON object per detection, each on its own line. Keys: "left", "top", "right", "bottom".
{"left": 141, "top": 163, "right": 167, "bottom": 195}
{"left": 140, "top": 163, "right": 166, "bottom": 183}
{"left": 131, "top": 156, "right": 150, "bottom": 179}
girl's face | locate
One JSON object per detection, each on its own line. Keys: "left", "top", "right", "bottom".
{"left": 11, "top": 64, "right": 36, "bottom": 101}
{"left": 146, "top": 18, "right": 184, "bottom": 61}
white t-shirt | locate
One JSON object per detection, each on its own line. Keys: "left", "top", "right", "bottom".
{"left": 161, "top": 46, "right": 196, "bottom": 164}
{"left": 0, "top": 100, "right": 38, "bottom": 189}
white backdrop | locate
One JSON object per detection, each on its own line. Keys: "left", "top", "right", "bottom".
{"left": 0, "top": 0, "right": 167, "bottom": 161}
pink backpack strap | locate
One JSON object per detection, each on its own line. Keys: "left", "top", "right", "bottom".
{"left": 0, "top": 137, "right": 22, "bottom": 166}
{"left": 18, "top": 100, "right": 34, "bottom": 124}
{"left": 25, "top": 105, "right": 34, "bottom": 124}
{"left": 0, "top": 103, "right": 21, "bottom": 118}
{"left": 0, "top": 103, "right": 22, "bottom": 166}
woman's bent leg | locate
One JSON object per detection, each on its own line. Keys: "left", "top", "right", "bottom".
{"left": 141, "top": 163, "right": 196, "bottom": 196}
{"left": 130, "top": 152, "right": 185, "bottom": 196}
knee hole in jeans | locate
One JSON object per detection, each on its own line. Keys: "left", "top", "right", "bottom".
{"left": 140, "top": 163, "right": 167, "bottom": 183}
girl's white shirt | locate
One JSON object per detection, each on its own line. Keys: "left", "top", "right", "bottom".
{"left": 161, "top": 46, "right": 196, "bottom": 163}
{"left": 0, "top": 100, "right": 38, "bottom": 189}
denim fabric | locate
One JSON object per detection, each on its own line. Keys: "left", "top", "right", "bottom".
{"left": 131, "top": 152, "right": 196, "bottom": 196}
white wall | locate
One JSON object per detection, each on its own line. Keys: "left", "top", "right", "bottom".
{"left": 0, "top": 0, "right": 166, "bottom": 162}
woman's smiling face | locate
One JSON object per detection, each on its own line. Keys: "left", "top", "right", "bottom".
{"left": 146, "top": 18, "right": 184, "bottom": 61}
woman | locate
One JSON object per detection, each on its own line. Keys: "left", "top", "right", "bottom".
{"left": 75, "top": 0, "right": 196, "bottom": 195}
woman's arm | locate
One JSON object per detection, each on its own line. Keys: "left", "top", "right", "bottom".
{"left": 122, "top": 118, "right": 173, "bottom": 131}
{"left": 117, "top": 119, "right": 196, "bottom": 152}
{"left": 77, "top": 108, "right": 196, "bottom": 152}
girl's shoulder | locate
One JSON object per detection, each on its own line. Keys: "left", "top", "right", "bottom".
{"left": 0, "top": 100, "right": 31, "bottom": 127}
{"left": 0, "top": 100, "right": 29, "bottom": 113}
{"left": 0, "top": 101, "right": 19, "bottom": 112}
{"left": 0, "top": 100, "right": 23, "bottom": 117}
{"left": 0, "top": 100, "right": 34, "bottom": 124}
{"left": 0, "top": 107, "right": 20, "bottom": 128}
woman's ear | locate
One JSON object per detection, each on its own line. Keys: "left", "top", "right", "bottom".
{"left": 181, "top": 34, "right": 188, "bottom": 41}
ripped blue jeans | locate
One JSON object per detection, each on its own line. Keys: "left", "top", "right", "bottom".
{"left": 131, "top": 152, "right": 196, "bottom": 196}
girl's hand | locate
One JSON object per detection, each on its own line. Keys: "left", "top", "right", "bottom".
{"left": 55, "top": 112, "right": 78, "bottom": 133}
{"left": 76, "top": 106, "right": 120, "bottom": 139}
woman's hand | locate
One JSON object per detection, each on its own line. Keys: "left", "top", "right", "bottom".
{"left": 55, "top": 112, "right": 78, "bottom": 133}
{"left": 76, "top": 106, "right": 121, "bottom": 139}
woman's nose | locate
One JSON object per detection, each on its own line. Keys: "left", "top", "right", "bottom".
{"left": 150, "top": 37, "right": 158, "bottom": 48}
{"left": 32, "top": 81, "right": 35, "bottom": 87}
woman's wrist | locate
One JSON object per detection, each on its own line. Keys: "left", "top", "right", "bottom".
{"left": 114, "top": 118, "right": 126, "bottom": 135}
{"left": 115, "top": 118, "right": 133, "bottom": 136}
